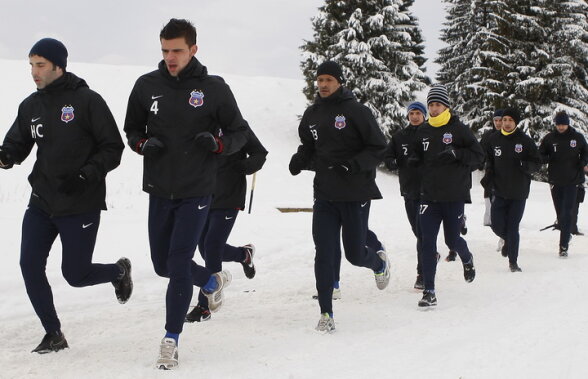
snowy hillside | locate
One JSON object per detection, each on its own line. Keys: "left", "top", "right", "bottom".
{"left": 0, "top": 59, "right": 587, "bottom": 379}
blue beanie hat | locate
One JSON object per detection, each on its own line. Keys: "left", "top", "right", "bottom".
{"left": 407, "top": 101, "right": 427, "bottom": 119}
{"left": 554, "top": 112, "right": 570, "bottom": 126}
{"left": 29, "top": 38, "right": 68, "bottom": 70}
{"left": 493, "top": 109, "right": 504, "bottom": 118}
{"left": 317, "top": 61, "right": 344, "bottom": 83}
{"left": 427, "top": 84, "right": 450, "bottom": 108}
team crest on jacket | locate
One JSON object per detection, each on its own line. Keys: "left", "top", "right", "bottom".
{"left": 189, "top": 90, "right": 204, "bottom": 108}
{"left": 514, "top": 144, "right": 523, "bottom": 153}
{"left": 570, "top": 139, "right": 577, "bottom": 148}
{"left": 442, "top": 133, "right": 453, "bottom": 144}
{"left": 334, "top": 115, "right": 346, "bottom": 129}
{"left": 61, "top": 105, "right": 75, "bottom": 123}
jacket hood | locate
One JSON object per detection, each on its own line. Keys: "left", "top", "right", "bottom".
{"left": 158, "top": 57, "right": 208, "bottom": 80}
{"left": 314, "top": 87, "right": 355, "bottom": 105}
{"left": 39, "top": 72, "right": 88, "bottom": 93}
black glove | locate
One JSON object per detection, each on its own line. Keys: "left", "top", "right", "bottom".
{"left": 329, "top": 161, "right": 355, "bottom": 175}
{"left": 137, "top": 137, "right": 164, "bottom": 157}
{"left": 194, "top": 132, "right": 221, "bottom": 152}
{"left": 437, "top": 147, "right": 461, "bottom": 164}
{"left": 289, "top": 153, "right": 305, "bottom": 176}
{"left": 480, "top": 171, "right": 492, "bottom": 190}
{"left": 58, "top": 171, "right": 87, "bottom": 195}
{"left": 384, "top": 158, "right": 398, "bottom": 171}
{"left": 0, "top": 148, "right": 14, "bottom": 169}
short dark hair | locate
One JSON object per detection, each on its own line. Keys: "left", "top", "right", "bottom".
{"left": 160, "top": 18, "right": 197, "bottom": 46}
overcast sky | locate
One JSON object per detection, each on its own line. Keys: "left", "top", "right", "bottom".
{"left": 0, "top": 0, "right": 446, "bottom": 80}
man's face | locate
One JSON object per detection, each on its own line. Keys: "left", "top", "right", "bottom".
{"left": 501, "top": 116, "right": 517, "bottom": 132}
{"left": 317, "top": 74, "right": 341, "bottom": 98}
{"left": 493, "top": 117, "right": 502, "bottom": 130}
{"left": 427, "top": 102, "right": 447, "bottom": 117}
{"left": 408, "top": 110, "right": 425, "bottom": 126}
{"left": 29, "top": 55, "right": 63, "bottom": 89}
{"left": 556, "top": 124, "right": 569, "bottom": 133}
{"left": 161, "top": 37, "right": 197, "bottom": 77}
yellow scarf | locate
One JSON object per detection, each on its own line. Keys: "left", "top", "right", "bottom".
{"left": 501, "top": 127, "right": 517, "bottom": 136}
{"left": 428, "top": 109, "right": 451, "bottom": 127}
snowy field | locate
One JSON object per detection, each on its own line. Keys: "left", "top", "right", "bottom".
{"left": 0, "top": 59, "right": 587, "bottom": 379}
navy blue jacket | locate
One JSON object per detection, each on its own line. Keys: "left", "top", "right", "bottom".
{"left": 124, "top": 57, "right": 248, "bottom": 199}
{"left": 1, "top": 73, "right": 124, "bottom": 216}
{"left": 212, "top": 126, "right": 267, "bottom": 209}
{"left": 484, "top": 128, "right": 541, "bottom": 200}
{"left": 294, "top": 88, "right": 386, "bottom": 202}
{"left": 539, "top": 127, "right": 588, "bottom": 186}
{"left": 412, "top": 115, "right": 484, "bottom": 202}
{"left": 384, "top": 123, "right": 422, "bottom": 200}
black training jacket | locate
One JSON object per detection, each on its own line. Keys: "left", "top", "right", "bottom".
{"left": 484, "top": 128, "right": 541, "bottom": 200}
{"left": 1, "top": 73, "right": 124, "bottom": 216}
{"left": 295, "top": 87, "right": 386, "bottom": 202}
{"left": 124, "top": 58, "right": 248, "bottom": 199}
{"left": 412, "top": 115, "right": 484, "bottom": 202}
{"left": 212, "top": 126, "right": 267, "bottom": 209}
{"left": 384, "top": 123, "right": 422, "bottom": 200}
{"left": 539, "top": 127, "right": 588, "bottom": 186}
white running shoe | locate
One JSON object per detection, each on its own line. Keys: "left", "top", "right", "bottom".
{"left": 203, "top": 271, "right": 232, "bottom": 312}
{"left": 374, "top": 250, "right": 390, "bottom": 290}
{"left": 496, "top": 238, "right": 505, "bottom": 252}
{"left": 156, "top": 338, "right": 178, "bottom": 370}
{"left": 315, "top": 313, "right": 335, "bottom": 333}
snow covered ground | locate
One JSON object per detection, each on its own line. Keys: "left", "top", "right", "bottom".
{"left": 0, "top": 59, "right": 587, "bottom": 379}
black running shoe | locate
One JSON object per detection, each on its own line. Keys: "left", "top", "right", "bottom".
{"left": 463, "top": 258, "right": 476, "bottom": 282}
{"left": 185, "top": 305, "right": 211, "bottom": 323}
{"left": 32, "top": 331, "right": 68, "bottom": 354}
{"left": 113, "top": 257, "right": 133, "bottom": 304}
{"left": 460, "top": 214, "right": 468, "bottom": 235}
{"left": 241, "top": 244, "right": 256, "bottom": 279}
{"left": 445, "top": 250, "right": 457, "bottom": 262}
{"left": 414, "top": 275, "right": 424, "bottom": 290}
{"left": 418, "top": 291, "right": 437, "bottom": 307}
{"left": 509, "top": 263, "right": 522, "bottom": 272}
{"left": 559, "top": 246, "right": 568, "bottom": 258}
{"left": 501, "top": 244, "right": 508, "bottom": 258}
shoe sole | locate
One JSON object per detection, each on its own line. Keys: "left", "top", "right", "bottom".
{"left": 117, "top": 258, "right": 133, "bottom": 304}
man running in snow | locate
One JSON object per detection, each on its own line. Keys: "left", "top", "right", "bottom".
{"left": 186, "top": 125, "right": 267, "bottom": 322}
{"left": 0, "top": 38, "right": 131, "bottom": 353}
{"left": 289, "top": 61, "right": 389, "bottom": 333}
{"left": 539, "top": 111, "right": 588, "bottom": 257}
{"left": 484, "top": 108, "right": 541, "bottom": 270}
{"left": 123, "top": 19, "right": 247, "bottom": 369}
{"left": 411, "top": 84, "right": 484, "bottom": 308}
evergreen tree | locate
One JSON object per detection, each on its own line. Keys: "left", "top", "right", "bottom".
{"left": 300, "top": 0, "right": 429, "bottom": 137}
{"left": 436, "top": 0, "right": 511, "bottom": 133}
{"left": 546, "top": 0, "right": 588, "bottom": 134}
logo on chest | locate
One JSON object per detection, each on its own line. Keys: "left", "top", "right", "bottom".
{"left": 334, "top": 115, "right": 346, "bottom": 130}
{"left": 570, "top": 139, "right": 577, "bottom": 148}
{"left": 514, "top": 144, "right": 523, "bottom": 153}
{"left": 442, "top": 133, "right": 453, "bottom": 145}
{"left": 189, "top": 90, "right": 204, "bottom": 108}
{"left": 494, "top": 146, "right": 502, "bottom": 156}
{"left": 61, "top": 105, "right": 75, "bottom": 123}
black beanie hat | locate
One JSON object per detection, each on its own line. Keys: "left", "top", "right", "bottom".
{"left": 317, "top": 61, "right": 344, "bottom": 83}
{"left": 554, "top": 112, "right": 570, "bottom": 126}
{"left": 427, "top": 84, "right": 450, "bottom": 108}
{"left": 493, "top": 109, "right": 504, "bottom": 118}
{"left": 502, "top": 108, "right": 521, "bottom": 125}
{"left": 29, "top": 38, "right": 68, "bottom": 70}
